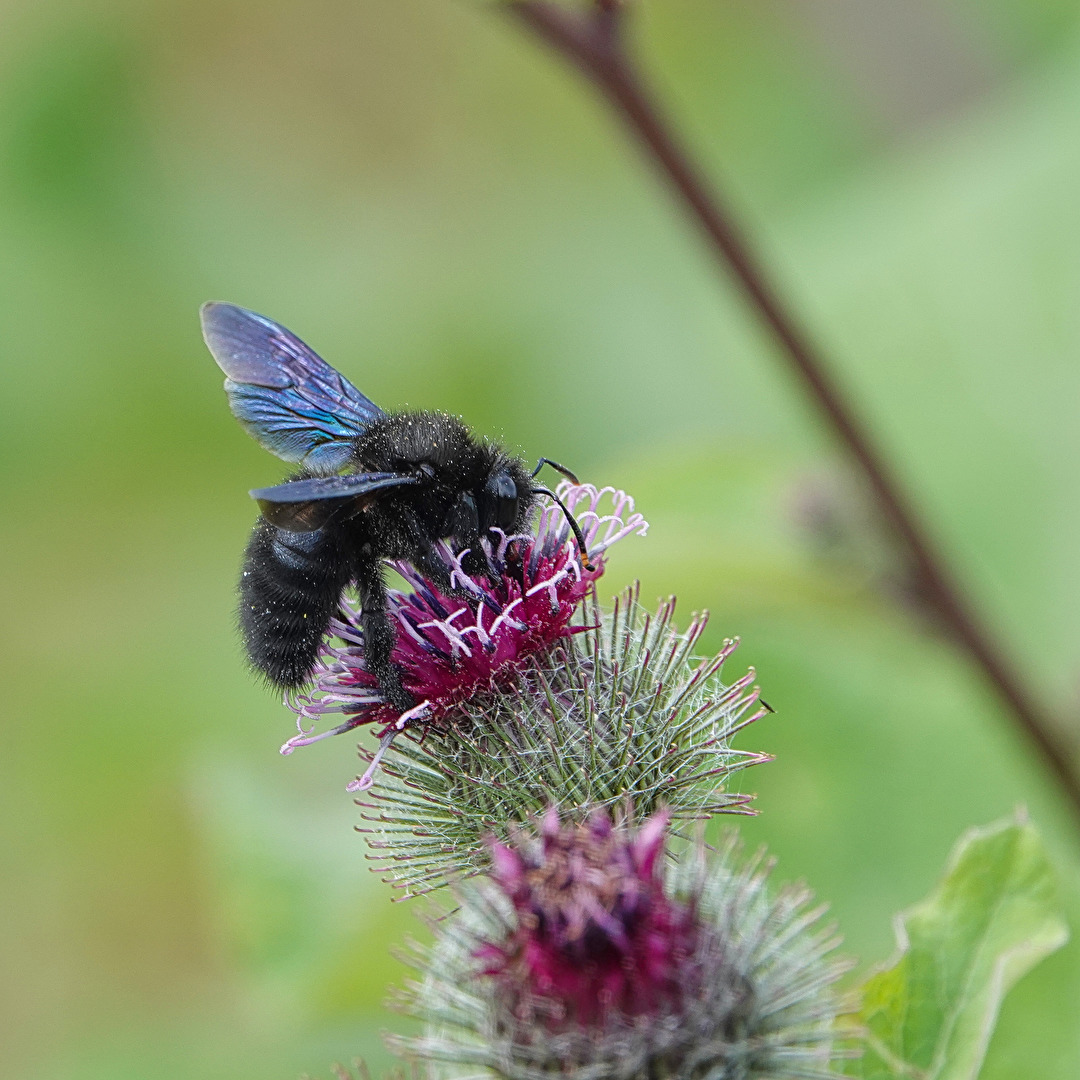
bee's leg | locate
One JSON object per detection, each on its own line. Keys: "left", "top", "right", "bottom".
{"left": 354, "top": 554, "right": 415, "bottom": 712}
{"left": 438, "top": 492, "right": 499, "bottom": 587}
{"left": 414, "top": 546, "right": 502, "bottom": 614}
{"left": 239, "top": 519, "right": 352, "bottom": 689}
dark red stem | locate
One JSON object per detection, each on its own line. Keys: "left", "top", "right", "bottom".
{"left": 505, "top": 0, "right": 1080, "bottom": 825}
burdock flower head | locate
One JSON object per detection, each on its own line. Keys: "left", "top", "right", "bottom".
{"left": 391, "top": 810, "right": 852, "bottom": 1080}
{"left": 279, "top": 483, "right": 770, "bottom": 895}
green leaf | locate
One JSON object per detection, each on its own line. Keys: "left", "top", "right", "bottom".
{"left": 850, "top": 813, "right": 1068, "bottom": 1080}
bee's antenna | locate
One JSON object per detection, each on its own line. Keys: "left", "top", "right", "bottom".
{"left": 531, "top": 457, "right": 581, "bottom": 484}
{"left": 531, "top": 485, "right": 596, "bottom": 572}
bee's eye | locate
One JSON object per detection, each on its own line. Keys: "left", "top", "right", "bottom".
{"left": 485, "top": 472, "right": 519, "bottom": 530}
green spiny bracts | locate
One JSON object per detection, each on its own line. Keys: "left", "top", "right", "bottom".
{"left": 356, "top": 584, "right": 770, "bottom": 895}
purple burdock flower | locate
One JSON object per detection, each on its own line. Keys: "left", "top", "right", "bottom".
{"left": 478, "top": 808, "right": 697, "bottom": 1028}
{"left": 272, "top": 479, "right": 768, "bottom": 898}
{"left": 391, "top": 811, "right": 853, "bottom": 1080}
{"left": 281, "top": 483, "right": 647, "bottom": 789}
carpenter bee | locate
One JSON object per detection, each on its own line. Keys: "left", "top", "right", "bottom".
{"left": 201, "top": 303, "right": 590, "bottom": 711}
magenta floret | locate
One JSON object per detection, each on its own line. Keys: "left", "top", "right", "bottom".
{"left": 479, "top": 809, "right": 700, "bottom": 1028}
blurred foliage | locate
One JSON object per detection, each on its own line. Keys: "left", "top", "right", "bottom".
{"left": 4, "top": 1, "right": 1080, "bottom": 1078}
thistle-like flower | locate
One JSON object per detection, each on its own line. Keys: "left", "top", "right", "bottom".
{"left": 279, "top": 483, "right": 769, "bottom": 894}
{"left": 391, "top": 811, "right": 852, "bottom": 1080}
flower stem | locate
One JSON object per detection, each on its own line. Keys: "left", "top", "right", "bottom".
{"left": 504, "top": 0, "right": 1080, "bottom": 827}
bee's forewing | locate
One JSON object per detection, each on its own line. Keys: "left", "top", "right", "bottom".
{"left": 201, "top": 302, "right": 385, "bottom": 473}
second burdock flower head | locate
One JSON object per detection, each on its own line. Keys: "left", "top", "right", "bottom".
{"left": 392, "top": 810, "right": 852, "bottom": 1080}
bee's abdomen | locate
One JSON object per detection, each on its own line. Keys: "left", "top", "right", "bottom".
{"left": 238, "top": 519, "right": 353, "bottom": 689}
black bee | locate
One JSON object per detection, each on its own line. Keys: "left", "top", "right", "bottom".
{"left": 201, "top": 303, "right": 589, "bottom": 710}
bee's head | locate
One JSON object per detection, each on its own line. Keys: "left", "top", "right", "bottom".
{"left": 479, "top": 460, "right": 596, "bottom": 574}
{"left": 440, "top": 453, "right": 593, "bottom": 572}
{"left": 437, "top": 462, "right": 529, "bottom": 550}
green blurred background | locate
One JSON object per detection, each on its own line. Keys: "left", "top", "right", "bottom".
{"left": 4, "top": 0, "right": 1080, "bottom": 1076}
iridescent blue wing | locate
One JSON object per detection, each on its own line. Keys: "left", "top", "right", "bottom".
{"left": 201, "top": 302, "right": 384, "bottom": 473}
{"left": 251, "top": 472, "right": 417, "bottom": 532}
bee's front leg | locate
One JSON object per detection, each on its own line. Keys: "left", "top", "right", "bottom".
{"left": 414, "top": 545, "right": 502, "bottom": 614}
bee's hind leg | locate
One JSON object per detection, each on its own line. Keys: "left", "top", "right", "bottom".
{"left": 355, "top": 555, "right": 415, "bottom": 713}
